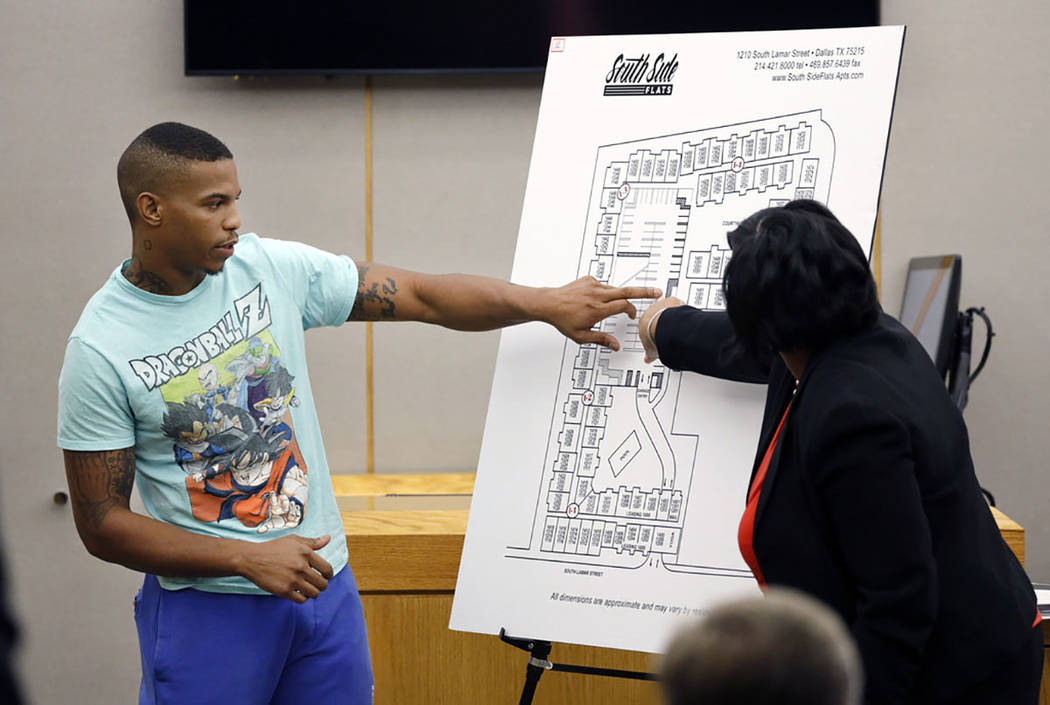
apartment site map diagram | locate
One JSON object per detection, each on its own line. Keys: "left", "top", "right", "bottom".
{"left": 515, "top": 111, "right": 833, "bottom": 578}
{"left": 451, "top": 26, "right": 905, "bottom": 654}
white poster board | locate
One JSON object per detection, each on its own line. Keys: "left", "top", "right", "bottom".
{"left": 451, "top": 26, "right": 905, "bottom": 653}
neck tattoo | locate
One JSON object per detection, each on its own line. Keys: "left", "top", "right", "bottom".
{"left": 122, "top": 256, "right": 172, "bottom": 294}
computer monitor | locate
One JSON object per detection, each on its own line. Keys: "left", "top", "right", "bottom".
{"left": 898, "top": 255, "right": 962, "bottom": 380}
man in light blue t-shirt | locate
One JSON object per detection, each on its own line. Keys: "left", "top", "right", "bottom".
{"left": 58, "top": 122, "right": 658, "bottom": 705}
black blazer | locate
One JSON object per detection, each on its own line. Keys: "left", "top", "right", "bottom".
{"left": 655, "top": 307, "right": 1037, "bottom": 705}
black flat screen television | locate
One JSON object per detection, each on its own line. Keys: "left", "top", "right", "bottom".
{"left": 185, "top": 1, "right": 880, "bottom": 75}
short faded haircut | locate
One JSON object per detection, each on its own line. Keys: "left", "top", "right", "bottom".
{"left": 661, "top": 588, "right": 863, "bottom": 705}
{"left": 116, "top": 122, "right": 232, "bottom": 224}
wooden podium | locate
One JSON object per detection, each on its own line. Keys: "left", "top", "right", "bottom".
{"left": 335, "top": 473, "right": 1039, "bottom": 705}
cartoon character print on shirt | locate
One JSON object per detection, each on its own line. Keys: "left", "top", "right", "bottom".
{"left": 158, "top": 330, "right": 309, "bottom": 534}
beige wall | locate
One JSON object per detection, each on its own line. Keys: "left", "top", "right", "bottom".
{"left": 880, "top": 0, "right": 1050, "bottom": 589}
{"left": 370, "top": 74, "right": 541, "bottom": 473}
{"left": 1, "top": 1, "right": 1047, "bottom": 702}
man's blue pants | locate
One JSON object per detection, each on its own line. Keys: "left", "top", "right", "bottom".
{"left": 134, "top": 566, "right": 373, "bottom": 704}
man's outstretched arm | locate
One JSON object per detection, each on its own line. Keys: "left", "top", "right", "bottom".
{"left": 347, "top": 263, "right": 661, "bottom": 351}
{"left": 64, "top": 448, "right": 332, "bottom": 603}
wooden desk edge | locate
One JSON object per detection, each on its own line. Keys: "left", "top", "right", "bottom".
{"left": 342, "top": 505, "right": 1024, "bottom": 592}
{"left": 332, "top": 472, "right": 476, "bottom": 497}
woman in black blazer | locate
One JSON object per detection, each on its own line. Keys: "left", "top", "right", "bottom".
{"left": 640, "top": 200, "right": 1042, "bottom": 705}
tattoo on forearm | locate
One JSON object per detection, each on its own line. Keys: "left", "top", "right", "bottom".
{"left": 122, "top": 256, "right": 171, "bottom": 294}
{"left": 68, "top": 450, "right": 135, "bottom": 529}
{"left": 349, "top": 268, "right": 400, "bottom": 320}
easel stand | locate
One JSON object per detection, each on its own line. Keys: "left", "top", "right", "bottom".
{"left": 499, "top": 628, "right": 658, "bottom": 705}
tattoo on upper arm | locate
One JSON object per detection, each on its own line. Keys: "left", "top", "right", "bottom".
{"left": 349, "top": 264, "right": 400, "bottom": 320}
{"left": 66, "top": 449, "right": 135, "bottom": 530}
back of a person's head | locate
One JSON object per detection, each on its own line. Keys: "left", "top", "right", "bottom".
{"left": 660, "top": 588, "right": 862, "bottom": 705}
{"left": 116, "top": 121, "right": 232, "bottom": 224}
{"left": 722, "top": 199, "right": 879, "bottom": 359}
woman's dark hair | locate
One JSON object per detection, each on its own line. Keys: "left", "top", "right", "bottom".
{"left": 723, "top": 200, "right": 879, "bottom": 359}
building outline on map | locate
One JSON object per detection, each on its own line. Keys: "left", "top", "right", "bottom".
{"left": 505, "top": 109, "right": 835, "bottom": 579}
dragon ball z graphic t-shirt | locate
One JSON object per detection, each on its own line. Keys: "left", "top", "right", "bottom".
{"left": 59, "top": 234, "right": 358, "bottom": 593}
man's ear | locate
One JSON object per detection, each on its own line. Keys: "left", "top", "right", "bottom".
{"left": 136, "top": 192, "right": 162, "bottom": 227}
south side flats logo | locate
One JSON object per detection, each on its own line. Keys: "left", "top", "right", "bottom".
{"left": 604, "top": 52, "right": 678, "bottom": 96}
